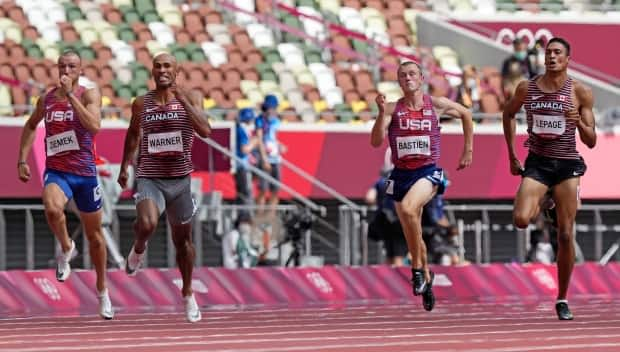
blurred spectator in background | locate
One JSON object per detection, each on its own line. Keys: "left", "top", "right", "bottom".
{"left": 458, "top": 65, "right": 482, "bottom": 113}
{"left": 502, "top": 59, "right": 528, "bottom": 101}
{"left": 234, "top": 108, "right": 262, "bottom": 214}
{"left": 502, "top": 38, "right": 535, "bottom": 80}
{"left": 255, "top": 94, "right": 287, "bottom": 216}
{"left": 366, "top": 149, "right": 408, "bottom": 266}
{"left": 222, "top": 212, "right": 258, "bottom": 269}
{"left": 528, "top": 38, "right": 547, "bottom": 77}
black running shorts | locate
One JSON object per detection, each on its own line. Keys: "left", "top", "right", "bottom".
{"left": 522, "top": 152, "right": 587, "bottom": 187}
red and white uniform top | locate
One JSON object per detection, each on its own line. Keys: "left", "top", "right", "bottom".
{"left": 43, "top": 86, "right": 96, "bottom": 176}
{"left": 136, "top": 91, "right": 195, "bottom": 178}
{"left": 387, "top": 95, "right": 441, "bottom": 170}
{"left": 524, "top": 77, "right": 580, "bottom": 159}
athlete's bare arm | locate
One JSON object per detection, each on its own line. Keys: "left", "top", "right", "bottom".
{"left": 17, "top": 93, "right": 47, "bottom": 182}
{"left": 432, "top": 97, "right": 474, "bottom": 170}
{"left": 370, "top": 94, "right": 395, "bottom": 147}
{"left": 172, "top": 86, "right": 211, "bottom": 138}
{"left": 502, "top": 80, "right": 529, "bottom": 175}
{"left": 570, "top": 81, "right": 596, "bottom": 148}
{"left": 117, "top": 96, "right": 144, "bottom": 189}
{"left": 61, "top": 77, "right": 102, "bottom": 134}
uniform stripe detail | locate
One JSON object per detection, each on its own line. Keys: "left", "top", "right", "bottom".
{"left": 524, "top": 77, "right": 580, "bottom": 159}
{"left": 136, "top": 91, "right": 194, "bottom": 178}
{"left": 388, "top": 95, "right": 440, "bottom": 170}
{"left": 44, "top": 86, "right": 96, "bottom": 176}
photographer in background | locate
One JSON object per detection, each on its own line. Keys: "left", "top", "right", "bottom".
{"left": 221, "top": 213, "right": 259, "bottom": 269}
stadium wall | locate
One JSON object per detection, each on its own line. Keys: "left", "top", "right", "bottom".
{"left": 1, "top": 119, "right": 619, "bottom": 200}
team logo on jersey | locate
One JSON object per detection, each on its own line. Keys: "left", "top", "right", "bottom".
{"left": 145, "top": 111, "right": 180, "bottom": 122}
{"left": 399, "top": 118, "right": 432, "bottom": 131}
{"left": 45, "top": 110, "right": 74, "bottom": 122}
{"left": 93, "top": 184, "right": 102, "bottom": 202}
{"left": 530, "top": 101, "right": 563, "bottom": 111}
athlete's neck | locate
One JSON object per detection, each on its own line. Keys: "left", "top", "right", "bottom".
{"left": 403, "top": 90, "right": 424, "bottom": 110}
{"left": 539, "top": 70, "right": 568, "bottom": 92}
{"left": 154, "top": 89, "right": 174, "bottom": 105}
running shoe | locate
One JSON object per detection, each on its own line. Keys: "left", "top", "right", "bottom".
{"left": 555, "top": 301, "right": 573, "bottom": 320}
{"left": 422, "top": 271, "right": 436, "bottom": 312}
{"left": 125, "top": 245, "right": 146, "bottom": 276}
{"left": 184, "top": 294, "right": 202, "bottom": 323}
{"left": 98, "top": 288, "right": 114, "bottom": 320}
{"left": 411, "top": 268, "right": 426, "bottom": 296}
{"left": 56, "top": 240, "right": 76, "bottom": 282}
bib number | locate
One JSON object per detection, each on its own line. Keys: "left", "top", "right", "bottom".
{"left": 396, "top": 135, "right": 430, "bottom": 158}
{"left": 147, "top": 131, "right": 183, "bottom": 155}
{"left": 532, "top": 114, "right": 565, "bottom": 138}
{"left": 46, "top": 130, "right": 79, "bottom": 156}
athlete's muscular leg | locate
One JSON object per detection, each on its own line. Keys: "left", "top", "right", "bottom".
{"left": 395, "top": 179, "right": 436, "bottom": 283}
{"left": 133, "top": 199, "right": 160, "bottom": 253}
{"left": 513, "top": 177, "right": 548, "bottom": 229}
{"left": 171, "top": 223, "right": 195, "bottom": 297}
{"left": 80, "top": 210, "right": 107, "bottom": 292}
{"left": 553, "top": 177, "right": 579, "bottom": 301}
{"left": 42, "top": 184, "right": 72, "bottom": 252}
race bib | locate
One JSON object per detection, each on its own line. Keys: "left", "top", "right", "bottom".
{"left": 396, "top": 135, "right": 431, "bottom": 158}
{"left": 532, "top": 114, "right": 565, "bottom": 138}
{"left": 46, "top": 130, "right": 79, "bottom": 156}
{"left": 147, "top": 131, "right": 183, "bottom": 154}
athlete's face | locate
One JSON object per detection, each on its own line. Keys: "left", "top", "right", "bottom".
{"left": 57, "top": 54, "right": 81, "bottom": 82}
{"left": 545, "top": 42, "right": 570, "bottom": 72}
{"left": 152, "top": 54, "right": 178, "bottom": 88}
{"left": 398, "top": 64, "right": 423, "bottom": 93}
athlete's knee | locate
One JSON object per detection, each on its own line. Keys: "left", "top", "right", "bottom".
{"left": 400, "top": 204, "right": 422, "bottom": 221}
{"left": 44, "top": 204, "right": 65, "bottom": 222}
{"left": 135, "top": 215, "right": 158, "bottom": 235}
{"left": 556, "top": 230, "right": 573, "bottom": 247}
{"left": 513, "top": 209, "right": 531, "bottom": 229}
{"left": 86, "top": 230, "right": 105, "bottom": 250}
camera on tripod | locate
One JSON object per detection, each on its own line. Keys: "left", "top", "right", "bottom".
{"left": 283, "top": 208, "right": 313, "bottom": 243}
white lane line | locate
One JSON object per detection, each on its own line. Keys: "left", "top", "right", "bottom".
{"left": 1, "top": 328, "right": 619, "bottom": 349}
{"left": 2, "top": 318, "right": 620, "bottom": 341}
{"left": 2, "top": 335, "right": 620, "bottom": 352}
{"left": 0, "top": 311, "right": 616, "bottom": 331}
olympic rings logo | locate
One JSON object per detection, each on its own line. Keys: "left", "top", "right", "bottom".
{"left": 496, "top": 27, "right": 554, "bottom": 46}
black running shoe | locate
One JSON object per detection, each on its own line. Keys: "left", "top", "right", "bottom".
{"left": 411, "top": 268, "right": 426, "bottom": 296}
{"left": 422, "top": 271, "right": 435, "bottom": 312}
{"left": 555, "top": 302, "right": 574, "bottom": 320}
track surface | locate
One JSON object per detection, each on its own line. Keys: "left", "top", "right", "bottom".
{"left": 1, "top": 298, "right": 620, "bottom": 352}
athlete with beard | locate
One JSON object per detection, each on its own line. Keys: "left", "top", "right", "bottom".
{"left": 502, "top": 37, "right": 596, "bottom": 320}
{"left": 118, "top": 53, "right": 211, "bottom": 323}
{"left": 370, "top": 61, "right": 474, "bottom": 311}
{"left": 17, "top": 50, "right": 113, "bottom": 320}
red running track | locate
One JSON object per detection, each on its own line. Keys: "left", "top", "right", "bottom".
{"left": 1, "top": 298, "right": 619, "bottom": 352}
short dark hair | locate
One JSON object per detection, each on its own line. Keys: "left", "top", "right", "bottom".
{"left": 397, "top": 60, "right": 422, "bottom": 75}
{"left": 547, "top": 37, "right": 571, "bottom": 56}
{"left": 59, "top": 49, "right": 82, "bottom": 62}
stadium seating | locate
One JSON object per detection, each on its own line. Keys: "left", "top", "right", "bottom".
{"left": 0, "top": 0, "right": 615, "bottom": 122}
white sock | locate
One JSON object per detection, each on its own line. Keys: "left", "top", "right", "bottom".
{"left": 98, "top": 288, "right": 108, "bottom": 297}
{"left": 556, "top": 299, "right": 568, "bottom": 304}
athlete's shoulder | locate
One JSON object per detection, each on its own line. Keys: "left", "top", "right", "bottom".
{"left": 571, "top": 78, "right": 592, "bottom": 95}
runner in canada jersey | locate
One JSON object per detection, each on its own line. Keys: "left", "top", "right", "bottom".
{"left": 17, "top": 50, "right": 113, "bottom": 319}
{"left": 118, "top": 53, "right": 211, "bottom": 323}
{"left": 502, "top": 37, "right": 597, "bottom": 321}
{"left": 370, "top": 61, "right": 474, "bottom": 312}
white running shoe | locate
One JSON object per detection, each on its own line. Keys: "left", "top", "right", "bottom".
{"left": 56, "top": 240, "right": 76, "bottom": 282}
{"left": 184, "top": 294, "right": 202, "bottom": 323}
{"left": 98, "top": 288, "right": 114, "bottom": 320}
{"left": 125, "top": 245, "right": 146, "bottom": 276}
